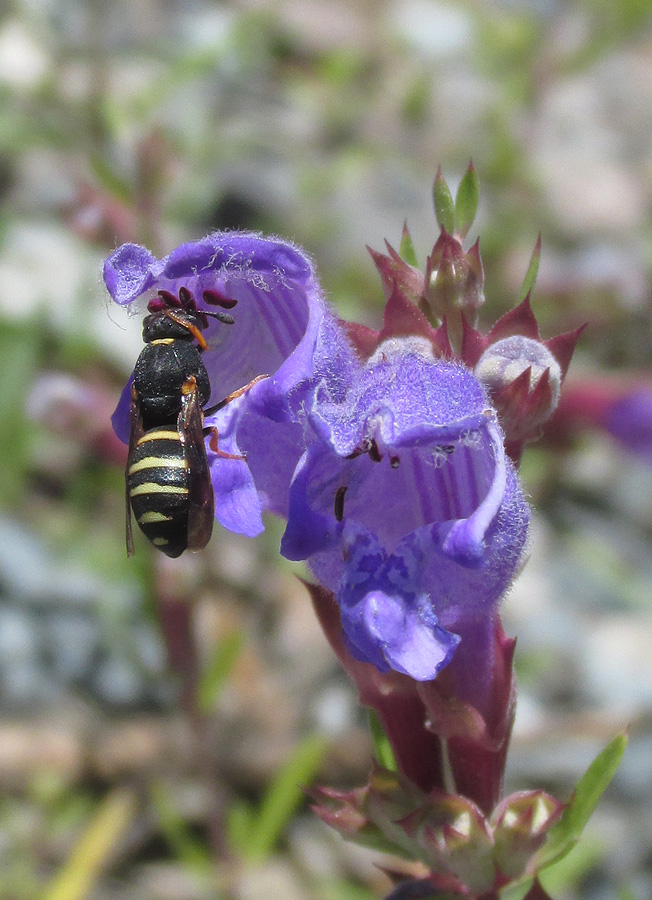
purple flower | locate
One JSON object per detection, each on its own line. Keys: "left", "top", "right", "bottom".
{"left": 603, "top": 386, "right": 652, "bottom": 461}
{"left": 281, "top": 336, "right": 529, "bottom": 684}
{"left": 105, "top": 231, "right": 333, "bottom": 537}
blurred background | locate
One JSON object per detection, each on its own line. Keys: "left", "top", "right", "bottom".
{"left": 1, "top": 0, "right": 652, "bottom": 897}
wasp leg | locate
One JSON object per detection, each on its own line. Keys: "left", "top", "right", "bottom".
{"left": 203, "top": 374, "right": 269, "bottom": 416}
{"left": 178, "top": 376, "right": 214, "bottom": 553}
{"left": 206, "top": 427, "right": 247, "bottom": 460}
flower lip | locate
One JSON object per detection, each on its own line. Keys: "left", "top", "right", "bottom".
{"left": 283, "top": 348, "right": 510, "bottom": 565}
{"left": 310, "top": 342, "right": 490, "bottom": 459}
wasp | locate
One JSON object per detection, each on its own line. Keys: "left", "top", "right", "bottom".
{"left": 126, "top": 285, "right": 264, "bottom": 558}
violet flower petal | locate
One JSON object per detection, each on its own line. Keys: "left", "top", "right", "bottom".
{"left": 338, "top": 525, "right": 460, "bottom": 681}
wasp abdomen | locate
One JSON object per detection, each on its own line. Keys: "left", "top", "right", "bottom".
{"left": 128, "top": 427, "right": 191, "bottom": 558}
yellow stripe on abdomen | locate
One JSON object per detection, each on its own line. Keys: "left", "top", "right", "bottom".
{"left": 128, "top": 456, "right": 187, "bottom": 475}
{"left": 137, "top": 430, "right": 181, "bottom": 444}
{"left": 130, "top": 483, "right": 189, "bottom": 497}
{"left": 137, "top": 511, "right": 173, "bottom": 524}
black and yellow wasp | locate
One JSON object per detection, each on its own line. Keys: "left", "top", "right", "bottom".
{"left": 126, "top": 286, "right": 263, "bottom": 557}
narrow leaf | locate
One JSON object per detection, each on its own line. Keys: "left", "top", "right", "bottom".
{"left": 535, "top": 732, "right": 627, "bottom": 873}
{"left": 89, "top": 153, "right": 133, "bottom": 204}
{"left": 499, "top": 879, "right": 535, "bottom": 900}
{"left": 399, "top": 221, "right": 418, "bottom": 267}
{"left": 246, "top": 735, "right": 327, "bottom": 862}
{"left": 196, "top": 630, "right": 244, "bottom": 713}
{"left": 151, "top": 782, "right": 212, "bottom": 875}
{"left": 368, "top": 710, "right": 398, "bottom": 772}
{"left": 517, "top": 235, "right": 542, "bottom": 303}
{"left": 42, "top": 789, "right": 135, "bottom": 900}
{"left": 226, "top": 799, "right": 256, "bottom": 856}
{"left": 454, "top": 160, "right": 479, "bottom": 240}
{"left": 433, "top": 167, "right": 455, "bottom": 234}
{"left": 321, "top": 880, "right": 378, "bottom": 900}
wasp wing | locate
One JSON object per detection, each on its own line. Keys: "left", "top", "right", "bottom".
{"left": 126, "top": 385, "right": 145, "bottom": 557}
{"left": 178, "top": 381, "right": 214, "bottom": 552}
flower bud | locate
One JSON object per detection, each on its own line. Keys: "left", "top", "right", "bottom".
{"left": 491, "top": 790, "right": 563, "bottom": 880}
{"left": 474, "top": 336, "right": 562, "bottom": 443}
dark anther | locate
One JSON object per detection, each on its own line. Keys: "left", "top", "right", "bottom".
{"left": 345, "top": 438, "right": 370, "bottom": 460}
{"left": 368, "top": 439, "right": 382, "bottom": 463}
{"left": 435, "top": 444, "right": 455, "bottom": 456}
{"left": 203, "top": 288, "right": 238, "bottom": 309}
{"left": 334, "top": 486, "right": 348, "bottom": 522}
{"left": 390, "top": 455, "right": 400, "bottom": 468}
{"left": 345, "top": 437, "right": 384, "bottom": 462}
{"left": 178, "top": 285, "right": 195, "bottom": 308}
{"left": 148, "top": 289, "right": 176, "bottom": 312}
{"left": 159, "top": 288, "right": 182, "bottom": 307}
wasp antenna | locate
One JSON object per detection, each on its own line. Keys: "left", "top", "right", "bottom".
{"left": 203, "top": 289, "right": 238, "bottom": 309}
{"left": 204, "top": 310, "right": 235, "bottom": 325}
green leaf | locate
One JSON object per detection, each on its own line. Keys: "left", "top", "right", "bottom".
{"left": 433, "top": 166, "right": 455, "bottom": 234}
{"left": 399, "top": 220, "right": 418, "bottom": 267}
{"left": 151, "top": 782, "right": 212, "bottom": 875}
{"left": 89, "top": 153, "right": 133, "bottom": 204}
{"left": 320, "top": 880, "right": 378, "bottom": 900}
{"left": 618, "top": 887, "right": 638, "bottom": 900}
{"left": 454, "top": 160, "right": 479, "bottom": 240}
{"left": 368, "top": 710, "right": 398, "bottom": 771}
{"left": 42, "top": 789, "right": 136, "bottom": 900}
{"left": 517, "top": 234, "right": 542, "bottom": 303}
{"left": 538, "top": 834, "right": 603, "bottom": 896}
{"left": 499, "top": 879, "right": 535, "bottom": 900}
{"left": 534, "top": 732, "right": 627, "bottom": 873}
{"left": 245, "top": 734, "right": 327, "bottom": 862}
{"left": 226, "top": 798, "right": 256, "bottom": 856}
{"left": 196, "top": 630, "right": 244, "bottom": 714}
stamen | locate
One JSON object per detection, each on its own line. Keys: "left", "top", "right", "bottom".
{"left": 368, "top": 439, "right": 383, "bottom": 463}
{"left": 334, "top": 486, "right": 347, "bottom": 522}
{"left": 390, "top": 455, "right": 400, "bottom": 468}
{"left": 203, "top": 289, "right": 238, "bottom": 309}
{"left": 345, "top": 438, "right": 371, "bottom": 460}
{"left": 159, "top": 288, "right": 182, "bottom": 307}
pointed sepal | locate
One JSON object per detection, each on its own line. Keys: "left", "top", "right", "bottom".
{"left": 433, "top": 166, "right": 455, "bottom": 235}
{"left": 517, "top": 235, "right": 542, "bottom": 304}
{"left": 454, "top": 160, "right": 479, "bottom": 241}
{"left": 367, "top": 243, "right": 425, "bottom": 304}
{"left": 400, "top": 220, "right": 419, "bottom": 267}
